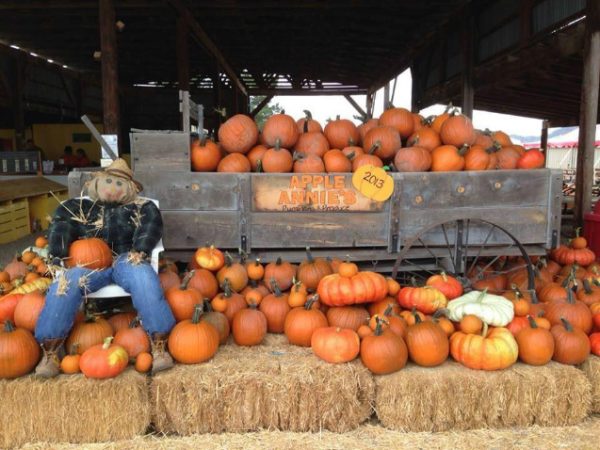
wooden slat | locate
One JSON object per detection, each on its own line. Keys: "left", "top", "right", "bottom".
{"left": 0, "top": 177, "right": 67, "bottom": 202}
{"left": 162, "top": 210, "right": 240, "bottom": 249}
{"left": 251, "top": 212, "right": 389, "bottom": 248}
{"left": 130, "top": 132, "right": 190, "bottom": 171}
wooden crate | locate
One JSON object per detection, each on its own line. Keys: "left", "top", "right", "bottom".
{"left": 28, "top": 190, "right": 68, "bottom": 230}
{"left": 0, "top": 198, "right": 30, "bottom": 244}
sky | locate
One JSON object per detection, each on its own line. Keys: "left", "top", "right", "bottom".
{"left": 270, "top": 69, "right": 544, "bottom": 140}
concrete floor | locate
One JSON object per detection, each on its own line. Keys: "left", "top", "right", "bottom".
{"left": 0, "top": 233, "right": 42, "bottom": 266}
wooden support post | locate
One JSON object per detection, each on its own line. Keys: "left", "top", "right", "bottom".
{"left": 344, "top": 94, "right": 367, "bottom": 120}
{"left": 250, "top": 95, "right": 273, "bottom": 118}
{"left": 383, "top": 82, "right": 390, "bottom": 110}
{"left": 99, "top": 0, "right": 120, "bottom": 138}
{"left": 574, "top": 0, "right": 600, "bottom": 228}
{"left": 461, "top": 6, "right": 474, "bottom": 119}
{"left": 366, "top": 92, "right": 374, "bottom": 119}
{"left": 14, "top": 56, "right": 26, "bottom": 150}
{"left": 541, "top": 119, "right": 549, "bottom": 167}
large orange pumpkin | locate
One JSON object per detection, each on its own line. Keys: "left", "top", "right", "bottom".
{"left": 66, "top": 315, "right": 113, "bottom": 354}
{"left": 294, "top": 131, "right": 329, "bottom": 158}
{"left": 379, "top": 107, "right": 414, "bottom": 138}
{"left": 324, "top": 116, "right": 360, "bottom": 149}
{"left": 247, "top": 144, "right": 268, "bottom": 172}
{"left": 464, "top": 144, "right": 495, "bottom": 171}
{"left": 450, "top": 324, "right": 518, "bottom": 370}
{"left": 544, "top": 289, "right": 592, "bottom": 334}
{"left": 0, "top": 320, "right": 40, "bottom": 378}
{"left": 13, "top": 290, "right": 45, "bottom": 332}
{"left": 166, "top": 271, "right": 203, "bottom": 322}
{"left": 168, "top": 304, "right": 219, "bottom": 363}
{"left": 264, "top": 257, "right": 296, "bottom": 291}
{"left": 66, "top": 238, "right": 113, "bottom": 270}
{"left": 360, "top": 318, "right": 408, "bottom": 374}
{"left": 407, "top": 127, "right": 441, "bottom": 151}
{"left": 311, "top": 326, "right": 360, "bottom": 363}
{"left": 317, "top": 271, "right": 388, "bottom": 306}
{"left": 217, "top": 153, "right": 251, "bottom": 173}
{"left": 431, "top": 144, "right": 467, "bottom": 172}
{"left": 326, "top": 305, "right": 369, "bottom": 331}
{"left": 495, "top": 146, "right": 521, "bottom": 170}
{"left": 284, "top": 296, "right": 328, "bottom": 347}
{"left": 406, "top": 313, "right": 449, "bottom": 367}
{"left": 293, "top": 153, "right": 325, "bottom": 173}
{"left": 439, "top": 114, "right": 475, "bottom": 147}
{"left": 187, "top": 268, "right": 219, "bottom": 299}
{"left": 357, "top": 118, "right": 379, "bottom": 144}
{"left": 397, "top": 286, "right": 447, "bottom": 314}
{"left": 297, "top": 248, "right": 332, "bottom": 291}
{"left": 232, "top": 303, "right": 267, "bottom": 346}
{"left": 394, "top": 146, "right": 432, "bottom": 172}
{"left": 362, "top": 126, "right": 402, "bottom": 161}
{"left": 296, "top": 110, "right": 322, "bottom": 133}
{"left": 113, "top": 317, "right": 150, "bottom": 359}
{"left": 259, "top": 280, "right": 290, "bottom": 333}
{"left": 262, "top": 140, "right": 294, "bottom": 173}
{"left": 323, "top": 149, "right": 352, "bottom": 172}
{"left": 218, "top": 114, "right": 258, "bottom": 154}
{"left": 551, "top": 318, "right": 590, "bottom": 365}
{"left": 262, "top": 113, "right": 299, "bottom": 148}
{"left": 191, "top": 136, "right": 221, "bottom": 171}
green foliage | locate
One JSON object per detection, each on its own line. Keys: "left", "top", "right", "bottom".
{"left": 250, "top": 96, "right": 283, "bottom": 130}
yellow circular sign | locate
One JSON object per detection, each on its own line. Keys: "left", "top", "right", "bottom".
{"left": 352, "top": 165, "right": 394, "bottom": 202}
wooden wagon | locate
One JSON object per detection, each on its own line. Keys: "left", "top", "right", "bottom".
{"left": 68, "top": 130, "right": 562, "bottom": 286}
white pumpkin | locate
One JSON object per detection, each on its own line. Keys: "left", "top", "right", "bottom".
{"left": 446, "top": 290, "right": 514, "bottom": 326}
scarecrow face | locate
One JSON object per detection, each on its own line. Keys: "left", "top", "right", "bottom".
{"left": 87, "top": 173, "right": 137, "bottom": 204}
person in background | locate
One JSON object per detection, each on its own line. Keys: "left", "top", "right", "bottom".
{"left": 74, "top": 148, "right": 91, "bottom": 167}
{"left": 61, "top": 146, "right": 75, "bottom": 170}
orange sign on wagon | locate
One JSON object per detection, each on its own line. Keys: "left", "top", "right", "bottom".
{"left": 252, "top": 174, "right": 387, "bottom": 212}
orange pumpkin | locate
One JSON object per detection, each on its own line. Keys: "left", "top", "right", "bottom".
{"left": 264, "top": 257, "right": 297, "bottom": 292}
{"left": 551, "top": 318, "right": 590, "bottom": 365}
{"left": 517, "top": 148, "right": 545, "bottom": 169}
{"left": 439, "top": 114, "right": 475, "bottom": 147}
{"left": 66, "top": 315, "right": 113, "bottom": 354}
{"left": 191, "top": 136, "right": 221, "bottom": 171}
{"left": 491, "top": 130, "right": 513, "bottom": 147}
{"left": 79, "top": 337, "right": 129, "bottom": 379}
{"left": 284, "top": 296, "right": 328, "bottom": 347}
{"left": 232, "top": 302, "right": 267, "bottom": 346}
{"left": 379, "top": 107, "right": 414, "bottom": 138}
{"left": 218, "top": 114, "right": 258, "bottom": 154}
{"left": 362, "top": 126, "right": 401, "bottom": 161}
{"left": 168, "top": 304, "right": 219, "bottom": 363}
{"left": 13, "top": 290, "right": 45, "bottom": 332}
{"left": 495, "top": 146, "right": 521, "bottom": 170}
{"left": 259, "top": 280, "right": 290, "bottom": 333}
{"left": 135, "top": 352, "right": 153, "bottom": 373}
{"left": 311, "top": 326, "right": 360, "bottom": 363}
{"left": 317, "top": 271, "right": 388, "bottom": 306}
{"left": 217, "top": 153, "right": 251, "bottom": 173}
{"left": 187, "top": 269, "right": 219, "bottom": 299}
{"left": 323, "top": 149, "right": 352, "bottom": 173}
{"left": 407, "top": 127, "right": 441, "bottom": 151}
{"left": 113, "top": 317, "right": 150, "bottom": 359}
{"left": 297, "top": 248, "right": 332, "bottom": 291}
{"left": 450, "top": 324, "right": 518, "bottom": 370}
{"left": 165, "top": 271, "right": 203, "bottom": 322}
{"left": 247, "top": 144, "right": 268, "bottom": 172}
{"left": 263, "top": 113, "right": 300, "bottom": 149}
{"left": 406, "top": 313, "right": 449, "bottom": 367}
{"left": 516, "top": 316, "right": 554, "bottom": 366}
{"left": 394, "top": 146, "right": 432, "bottom": 172}
{"left": 431, "top": 145, "right": 467, "bottom": 172}
{"left": 294, "top": 131, "right": 329, "bottom": 158}
{"left": 0, "top": 320, "right": 40, "bottom": 378}
{"left": 360, "top": 318, "right": 408, "bottom": 374}
{"left": 194, "top": 245, "right": 225, "bottom": 272}
{"left": 464, "top": 144, "right": 495, "bottom": 171}
{"left": 293, "top": 153, "right": 325, "bottom": 173}
{"left": 324, "top": 116, "right": 360, "bottom": 149}
{"left": 66, "top": 238, "right": 113, "bottom": 270}
{"left": 357, "top": 118, "right": 379, "bottom": 144}
{"left": 397, "top": 286, "right": 447, "bottom": 314}
{"left": 216, "top": 253, "right": 248, "bottom": 293}
{"left": 262, "top": 140, "right": 294, "bottom": 173}
{"left": 296, "top": 110, "right": 323, "bottom": 133}
{"left": 326, "top": 305, "right": 369, "bottom": 331}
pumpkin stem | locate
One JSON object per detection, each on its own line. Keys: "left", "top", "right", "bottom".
{"left": 345, "top": 150, "right": 355, "bottom": 161}
{"left": 238, "top": 248, "right": 248, "bottom": 263}
{"left": 303, "top": 109, "right": 312, "bottom": 120}
{"left": 583, "top": 278, "right": 593, "bottom": 295}
{"left": 224, "top": 252, "right": 234, "bottom": 267}
{"left": 433, "top": 309, "right": 448, "bottom": 319}
{"left": 410, "top": 276, "right": 418, "bottom": 287}
{"left": 335, "top": 115, "right": 340, "bottom": 121}
{"left": 222, "top": 278, "right": 232, "bottom": 298}
{"left": 510, "top": 283, "right": 523, "bottom": 299}
{"left": 303, "top": 120, "right": 309, "bottom": 134}
{"left": 440, "top": 271, "right": 448, "bottom": 282}
{"left": 191, "top": 304, "right": 203, "bottom": 324}
{"left": 566, "top": 286, "right": 575, "bottom": 304}
{"left": 202, "top": 298, "right": 213, "bottom": 312}
{"left": 180, "top": 270, "right": 195, "bottom": 290}
{"left": 270, "top": 277, "right": 282, "bottom": 297}
{"left": 102, "top": 336, "right": 114, "bottom": 350}
{"left": 383, "top": 304, "right": 393, "bottom": 317}
{"left": 367, "top": 143, "right": 380, "bottom": 155}
{"left": 477, "top": 289, "right": 488, "bottom": 302}
{"left": 560, "top": 317, "right": 573, "bottom": 332}
{"left": 305, "top": 294, "right": 318, "bottom": 310}
{"left": 527, "top": 315, "right": 538, "bottom": 329}
{"left": 275, "top": 257, "right": 283, "bottom": 266}
{"left": 374, "top": 317, "right": 385, "bottom": 336}
{"left": 274, "top": 138, "right": 281, "bottom": 150}
{"left": 3, "top": 320, "right": 15, "bottom": 333}
{"left": 575, "top": 227, "right": 581, "bottom": 239}
{"left": 444, "top": 102, "right": 453, "bottom": 113}
{"left": 128, "top": 317, "right": 141, "bottom": 329}
{"left": 412, "top": 309, "right": 422, "bottom": 324}
{"left": 458, "top": 144, "right": 470, "bottom": 156}
{"left": 481, "top": 322, "right": 489, "bottom": 337}
{"left": 530, "top": 290, "right": 541, "bottom": 304}
{"left": 305, "top": 246, "right": 314, "bottom": 263}
{"left": 256, "top": 159, "right": 263, "bottom": 173}
{"left": 69, "top": 342, "right": 80, "bottom": 356}
{"left": 484, "top": 144, "right": 497, "bottom": 154}
{"left": 198, "top": 131, "right": 208, "bottom": 147}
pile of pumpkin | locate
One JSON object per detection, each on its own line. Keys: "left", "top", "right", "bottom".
{"left": 191, "top": 106, "right": 545, "bottom": 173}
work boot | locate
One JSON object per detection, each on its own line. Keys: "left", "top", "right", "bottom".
{"left": 150, "top": 333, "right": 174, "bottom": 374}
{"left": 35, "top": 338, "right": 65, "bottom": 378}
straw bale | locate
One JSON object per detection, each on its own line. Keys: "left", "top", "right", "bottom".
{"left": 0, "top": 369, "right": 150, "bottom": 449}
{"left": 374, "top": 361, "right": 591, "bottom": 432}
{"left": 152, "top": 336, "right": 374, "bottom": 434}
{"left": 579, "top": 355, "right": 600, "bottom": 413}
{"left": 18, "top": 416, "right": 600, "bottom": 450}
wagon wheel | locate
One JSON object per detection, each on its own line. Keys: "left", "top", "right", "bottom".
{"left": 391, "top": 218, "right": 535, "bottom": 292}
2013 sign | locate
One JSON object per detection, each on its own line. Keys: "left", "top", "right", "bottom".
{"left": 352, "top": 165, "right": 394, "bottom": 202}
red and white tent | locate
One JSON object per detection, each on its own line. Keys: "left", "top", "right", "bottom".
{"left": 523, "top": 125, "right": 600, "bottom": 149}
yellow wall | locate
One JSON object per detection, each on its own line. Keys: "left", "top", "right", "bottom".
{"left": 0, "top": 129, "right": 15, "bottom": 150}
{"left": 32, "top": 123, "right": 104, "bottom": 162}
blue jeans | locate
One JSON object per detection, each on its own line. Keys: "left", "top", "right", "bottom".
{"left": 35, "top": 253, "right": 176, "bottom": 342}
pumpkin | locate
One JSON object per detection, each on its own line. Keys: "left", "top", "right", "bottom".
{"left": 323, "top": 149, "right": 352, "bottom": 173}
{"left": 106, "top": 312, "right": 137, "bottom": 334}
{"left": 516, "top": 316, "right": 554, "bottom": 365}
{"left": 262, "top": 140, "right": 294, "bottom": 173}
{"left": 194, "top": 245, "right": 225, "bottom": 272}
{"left": 218, "top": 114, "right": 258, "bottom": 154}
{"left": 551, "top": 245, "right": 595, "bottom": 266}
{"left": 211, "top": 279, "right": 247, "bottom": 324}
{"left": 259, "top": 280, "right": 290, "bottom": 333}
{"left": 439, "top": 113, "right": 475, "bottom": 147}
{"left": 362, "top": 126, "right": 401, "bottom": 161}
{"left": 216, "top": 253, "right": 248, "bottom": 292}
{"left": 245, "top": 259, "right": 264, "bottom": 281}
{"left": 135, "top": 352, "right": 153, "bottom": 373}
{"left": 405, "top": 313, "right": 449, "bottom": 367}
{"left": 160, "top": 257, "right": 178, "bottom": 274}
{"left": 113, "top": 317, "right": 150, "bottom": 359}
{"left": 400, "top": 308, "right": 427, "bottom": 325}
{"left": 491, "top": 130, "right": 513, "bottom": 147}
{"left": 35, "top": 236, "right": 48, "bottom": 248}
{"left": 168, "top": 304, "right": 219, "bottom": 363}
{"left": 360, "top": 317, "right": 408, "bottom": 374}
{"left": 570, "top": 227, "right": 587, "bottom": 249}
{"left": 0, "top": 320, "right": 40, "bottom": 378}
{"left": 447, "top": 289, "right": 514, "bottom": 326}
{"left": 262, "top": 113, "right": 299, "bottom": 148}
{"left": 431, "top": 144, "right": 468, "bottom": 171}
{"left": 13, "top": 290, "right": 44, "bottom": 332}
{"left": 357, "top": 324, "right": 373, "bottom": 338}
{"left": 407, "top": 128, "right": 441, "bottom": 151}
{"left": 464, "top": 144, "right": 495, "bottom": 171}
{"left": 264, "top": 257, "right": 296, "bottom": 291}
{"left": 412, "top": 113, "right": 426, "bottom": 132}
{"left": 431, "top": 105, "right": 455, "bottom": 133}
{"left": 459, "top": 314, "right": 483, "bottom": 334}
{"left": 297, "top": 248, "right": 332, "bottom": 291}
{"left": 589, "top": 333, "right": 600, "bottom": 356}
{"left": 371, "top": 304, "right": 408, "bottom": 339}
{"left": 397, "top": 285, "right": 447, "bottom": 314}
{"left": 517, "top": 148, "right": 545, "bottom": 169}
{"left": 247, "top": 144, "right": 268, "bottom": 172}
{"left": 591, "top": 302, "right": 600, "bottom": 328}
{"left": 0, "top": 293, "right": 23, "bottom": 324}
{"left": 80, "top": 337, "right": 129, "bottom": 379}
{"left": 506, "top": 315, "right": 531, "bottom": 336}
{"left": 379, "top": 107, "right": 414, "bottom": 138}
{"left": 0, "top": 270, "right": 9, "bottom": 284}
{"left": 284, "top": 296, "right": 328, "bottom": 347}
{"left": 495, "top": 146, "right": 521, "bottom": 170}
{"left": 576, "top": 279, "right": 600, "bottom": 305}
{"left": 473, "top": 129, "right": 494, "bottom": 148}
{"left": 294, "top": 132, "right": 329, "bottom": 158}
{"left": 551, "top": 318, "right": 590, "bottom": 365}
{"left": 293, "top": 153, "right": 325, "bottom": 173}
{"left": 232, "top": 299, "right": 267, "bottom": 346}
{"left": 66, "top": 315, "right": 113, "bottom": 354}
{"left": 296, "top": 110, "right": 322, "bottom": 133}
{"left": 426, "top": 272, "right": 463, "bottom": 300}
{"left": 187, "top": 268, "right": 219, "bottom": 299}
{"left": 368, "top": 296, "right": 401, "bottom": 317}
{"left": 217, "top": 153, "right": 251, "bottom": 173}
{"left": 352, "top": 148, "right": 383, "bottom": 172}
{"left": 191, "top": 135, "right": 221, "bottom": 171}
{"left": 317, "top": 271, "right": 388, "bottom": 306}
{"left": 432, "top": 312, "right": 455, "bottom": 337}
{"left": 544, "top": 288, "right": 592, "bottom": 333}
{"left": 342, "top": 145, "right": 364, "bottom": 159}
{"left": 202, "top": 299, "right": 230, "bottom": 344}
{"left": 66, "top": 238, "right": 112, "bottom": 270}
{"left": 60, "top": 345, "right": 81, "bottom": 374}
{"left": 311, "top": 326, "right": 360, "bottom": 363}
{"left": 324, "top": 116, "right": 360, "bottom": 149}
{"left": 394, "top": 146, "right": 432, "bottom": 172}
{"left": 326, "top": 305, "right": 369, "bottom": 331}
{"left": 159, "top": 269, "right": 180, "bottom": 292}
{"left": 5, "top": 256, "right": 28, "bottom": 280}
{"left": 358, "top": 118, "right": 379, "bottom": 143}
{"left": 538, "top": 282, "right": 567, "bottom": 303}
{"left": 450, "top": 323, "right": 518, "bottom": 370}
{"left": 166, "top": 271, "right": 203, "bottom": 322}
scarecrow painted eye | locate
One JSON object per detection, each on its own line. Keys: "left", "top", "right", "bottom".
{"left": 116, "top": 180, "right": 123, "bottom": 187}
{"left": 106, "top": 178, "right": 112, "bottom": 184}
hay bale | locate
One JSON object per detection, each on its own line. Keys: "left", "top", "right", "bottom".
{"left": 579, "top": 355, "right": 600, "bottom": 413}
{"left": 0, "top": 369, "right": 150, "bottom": 449}
{"left": 375, "top": 361, "right": 591, "bottom": 432}
{"left": 152, "top": 336, "right": 374, "bottom": 434}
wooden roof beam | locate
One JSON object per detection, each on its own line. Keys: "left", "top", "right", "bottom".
{"left": 166, "top": 0, "right": 246, "bottom": 96}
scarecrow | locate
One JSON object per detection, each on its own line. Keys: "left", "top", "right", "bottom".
{"left": 34, "top": 158, "right": 176, "bottom": 377}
